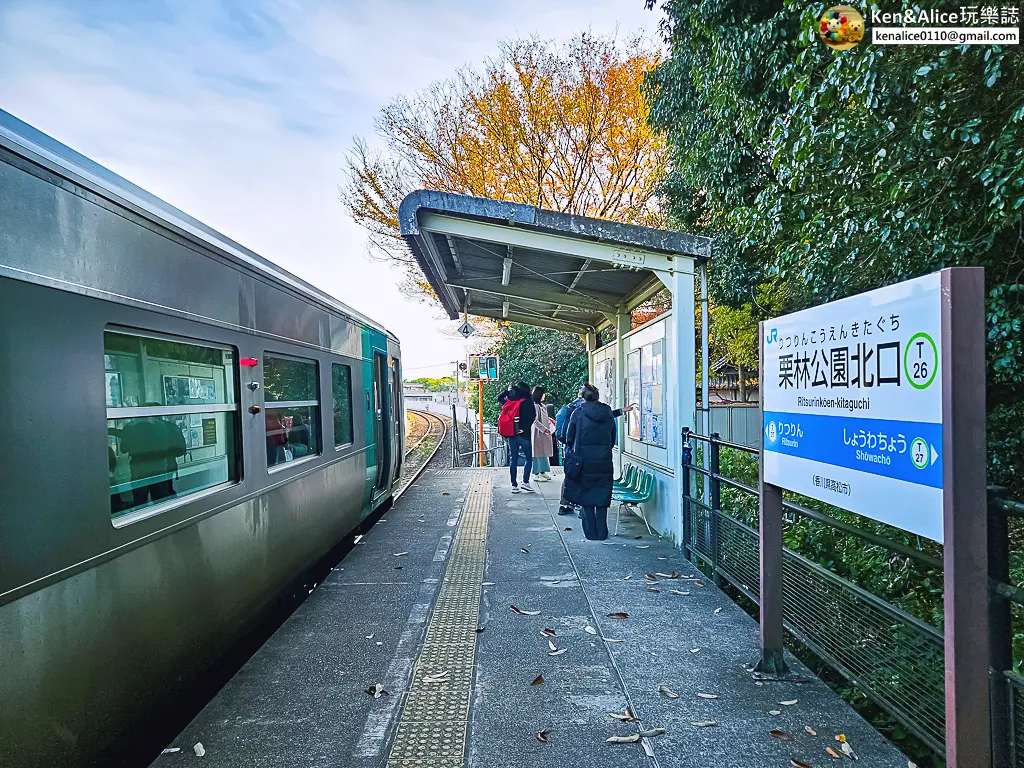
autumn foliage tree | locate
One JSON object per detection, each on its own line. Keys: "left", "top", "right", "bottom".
{"left": 342, "top": 33, "right": 667, "bottom": 297}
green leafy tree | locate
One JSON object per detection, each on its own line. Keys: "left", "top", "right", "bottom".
{"left": 405, "top": 376, "right": 455, "bottom": 392}
{"left": 474, "top": 324, "right": 588, "bottom": 425}
{"left": 645, "top": 0, "right": 1024, "bottom": 495}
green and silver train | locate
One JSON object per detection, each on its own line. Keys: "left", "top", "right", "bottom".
{"left": 0, "top": 109, "right": 404, "bottom": 767}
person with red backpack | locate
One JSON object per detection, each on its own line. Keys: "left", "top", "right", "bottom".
{"left": 497, "top": 382, "right": 537, "bottom": 493}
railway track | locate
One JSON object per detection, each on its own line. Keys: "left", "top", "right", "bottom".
{"left": 396, "top": 409, "right": 448, "bottom": 499}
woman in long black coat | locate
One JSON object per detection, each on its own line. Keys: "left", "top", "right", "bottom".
{"left": 563, "top": 384, "right": 617, "bottom": 540}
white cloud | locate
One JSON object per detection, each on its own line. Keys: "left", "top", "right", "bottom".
{"left": 0, "top": 0, "right": 656, "bottom": 373}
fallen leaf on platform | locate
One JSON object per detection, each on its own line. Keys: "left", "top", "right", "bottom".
{"left": 697, "top": 693, "right": 719, "bottom": 699}
{"left": 805, "top": 726, "right": 817, "bottom": 736}
{"left": 161, "top": 748, "right": 180, "bottom": 754}
{"left": 769, "top": 710, "right": 782, "bottom": 716}
{"left": 657, "top": 556, "right": 668, "bottom": 560}
{"left": 549, "top": 648, "right": 567, "bottom": 656}
{"left": 605, "top": 638, "right": 625, "bottom": 643}
{"left": 423, "top": 671, "right": 449, "bottom": 683}
{"left": 511, "top": 605, "right": 540, "bottom": 616}
{"left": 365, "top": 683, "right": 389, "bottom": 698}
{"left": 584, "top": 625, "right": 598, "bottom": 635}
{"left": 541, "top": 628, "right": 556, "bottom": 637}
{"left": 648, "top": 587, "right": 660, "bottom": 593}
{"left": 655, "top": 572, "right": 680, "bottom": 579}
{"left": 564, "top": 527, "right": 572, "bottom": 531}
{"left": 442, "top": 492, "right": 450, "bottom": 496}
{"left": 670, "top": 590, "right": 691, "bottom": 596}
{"left": 639, "top": 728, "right": 665, "bottom": 738}
{"left": 770, "top": 730, "right": 795, "bottom": 741}
{"left": 353, "top": 535, "right": 363, "bottom": 544}
{"left": 530, "top": 674, "right": 545, "bottom": 686}
{"left": 548, "top": 640, "right": 558, "bottom": 651}
{"left": 780, "top": 700, "right": 799, "bottom": 706}
{"left": 690, "top": 721, "right": 717, "bottom": 727}
{"left": 634, "top": 535, "right": 643, "bottom": 540}
{"left": 606, "top": 734, "right": 641, "bottom": 744}
{"left": 645, "top": 573, "right": 659, "bottom": 580}
{"left": 193, "top": 743, "right": 206, "bottom": 757}
{"left": 535, "top": 728, "right": 550, "bottom": 743}
{"left": 636, "top": 545, "right": 650, "bottom": 549}
{"left": 482, "top": 582, "right": 495, "bottom": 586}
{"left": 393, "top": 552, "right": 409, "bottom": 556}
{"left": 713, "top": 608, "right": 723, "bottom": 615}
{"left": 658, "top": 685, "right": 679, "bottom": 699}
{"left": 365, "top": 634, "right": 374, "bottom": 639}
{"left": 476, "top": 626, "right": 485, "bottom": 633}
{"left": 840, "top": 742, "right": 856, "bottom": 760}
{"left": 908, "top": 762, "right": 918, "bottom": 768}
{"left": 826, "top": 746, "right": 842, "bottom": 759}
{"left": 520, "top": 548, "right": 530, "bottom": 553}
{"left": 693, "top": 580, "right": 705, "bottom": 587}
{"left": 623, "top": 575, "right": 633, "bottom": 580}
{"left": 607, "top": 612, "right": 629, "bottom": 619}
{"left": 690, "top": 648, "right": 700, "bottom": 654}
{"left": 792, "top": 760, "right": 813, "bottom": 768}
{"left": 609, "top": 708, "right": 638, "bottom": 722}
{"left": 835, "top": 734, "right": 846, "bottom": 743}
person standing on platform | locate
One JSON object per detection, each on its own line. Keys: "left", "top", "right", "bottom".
{"left": 530, "top": 386, "right": 554, "bottom": 481}
{"left": 563, "top": 384, "right": 619, "bottom": 540}
{"left": 497, "top": 382, "right": 537, "bottom": 494}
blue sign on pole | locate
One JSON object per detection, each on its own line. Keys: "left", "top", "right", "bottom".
{"left": 762, "top": 272, "right": 944, "bottom": 541}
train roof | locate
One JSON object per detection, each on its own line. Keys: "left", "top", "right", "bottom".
{"left": 0, "top": 108, "right": 393, "bottom": 339}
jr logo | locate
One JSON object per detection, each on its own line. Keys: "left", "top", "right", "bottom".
{"left": 766, "top": 328, "right": 778, "bottom": 344}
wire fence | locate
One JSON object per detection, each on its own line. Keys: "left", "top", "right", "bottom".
{"left": 681, "top": 429, "right": 1023, "bottom": 763}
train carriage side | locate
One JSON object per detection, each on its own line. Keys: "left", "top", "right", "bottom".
{"left": 0, "top": 111, "right": 401, "bottom": 767}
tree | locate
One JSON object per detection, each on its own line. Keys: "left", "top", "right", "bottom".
{"left": 710, "top": 304, "right": 758, "bottom": 401}
{"left": 645, "top": 0, "right": 1024, "bottom": 494}
{"left": 405, "top": 377, "right": 455, "bottom": 392}
{"left": 471, "top": 324, "right": 588, "bottom": 425}
{"left": 342, "top": 33, "right": 668, "bottom": 297}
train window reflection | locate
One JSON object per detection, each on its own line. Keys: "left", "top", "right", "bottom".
{"left": 332, "top": 363, "right": 353, "bottom": 447}
{"left": 105, "top": 330, "right": 241, "bottom": 523}
{"left": 265, "top": 355, "right": 321, "bottom": 467}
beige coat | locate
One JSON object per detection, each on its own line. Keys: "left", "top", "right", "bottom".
{"left": 532, "top": 406, "right": 554, "bottom": 458}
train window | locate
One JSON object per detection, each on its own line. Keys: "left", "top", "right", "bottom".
{"left": 332, "top": 363, "right": 354, "bottom": 447}
{"left": 104, "top": 330, "right": 241, "bottom": 524}
{"left": 264, "top": 355, "right": 321, "bottom": 468}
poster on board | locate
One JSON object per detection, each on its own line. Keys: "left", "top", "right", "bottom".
{"left": 626, "top": 351, "right": 641, "bottom": 440}
{"left": 762, "top": 272, "right": 944, "bottom": 541}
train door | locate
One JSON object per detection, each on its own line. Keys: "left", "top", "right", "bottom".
{"left": 372, "top": 351, "right": 392, "bottom": 496}
{"left": 390, "top": 356, "right": 403, "bottom": 479}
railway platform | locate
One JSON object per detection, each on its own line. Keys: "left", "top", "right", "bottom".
{"left": 151, "top": 467, "right": 910, "bottom": 768}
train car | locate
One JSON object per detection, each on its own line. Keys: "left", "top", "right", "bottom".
{"left": 0, "top": 109, "right": 404, "bottom": 767}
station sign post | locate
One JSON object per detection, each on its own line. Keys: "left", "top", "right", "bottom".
{"left": 468, "top": 355, "right": 500, "bottom": 466}
{"left": 758, "top": 268, "right": 987, "bottom": 767}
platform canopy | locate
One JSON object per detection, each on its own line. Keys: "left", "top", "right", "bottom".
{"left": 398, "top": 190, "right": 711, "bottom": 333}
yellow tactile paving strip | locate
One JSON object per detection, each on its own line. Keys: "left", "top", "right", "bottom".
{"left": 385, "top": 472, "right": 491, "bottom": 768}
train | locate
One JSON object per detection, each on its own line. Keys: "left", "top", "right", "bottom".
{"left": 0, "top": 108, "right": 404, "bottom": 767}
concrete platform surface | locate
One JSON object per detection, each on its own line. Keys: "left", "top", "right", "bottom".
{"left": 151, "top": 467, "right": 909, "bottom": 768}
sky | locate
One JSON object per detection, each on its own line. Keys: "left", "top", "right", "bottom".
{"left": 0, "top": 0, "right": 657, "bottom": 378}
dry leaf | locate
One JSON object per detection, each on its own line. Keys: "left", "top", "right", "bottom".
{"left": 639, "top": 728, "right": 665, "bottom": 738}
{"left": 690, "top": 721, "right": 717, "bottom": 727}
{"left": 353, "top": 535, "right": 363, "bottom": 544}
{"left": 713, "top": 608, "right": 723, "bottom": 615}
{"left": 694, "top": 580, "right": 705, "bottom": 587}
{"left": 193, "top": 743, "right": 206, "bottom": 757}
{"left": 564, "top": 527, "right": 572, "bottom": 531}
{"left": 423, "top": 671, "right": 449, "bottom": 683}
{"left": 792, "top": 761, "right": 813, "bottom": 768}
{"left": 645, "top": 573, "right": 659, "bottom": 580}
{"left": 530, "top": 674, "right": 545, "bottom": 686}
{"left": 482, "top": 582, "right": 495, "bottom": 586}
{"left": 520, "top": 548, "right": 529, "bottom": 553}
{"left": 605, "top": 638, "right": 625, "bottom": 643}
{"left": 511, "top": 605, "right": 540, "bottom": 616}
{"left": 608, "top": 708, "right": 638, "bottom": 722}
{"left": 658, "top": 556, "right": 668, "bottom": 560}
{"left": 623, "top": 574, "right": 633, "bottom": 580}
{"left": 655, "top": 572, "right": 680, "bottom": 579}
{"left": 690, "top": 648, "right": 700, "bottom": 654}
{"left": 805, "top": 726, "right": 818, "bottom": 736}
{"left": 365, "top": 683, "right": 390, "bottom": 698}
{"left": 606, "top": 734, "right": 641, "bottom": 744}
{"left": 826, "top": 746, "right": 842, "bottom": 759}
{"left": 658, "top": 685, "right": 680, "bottom": 699}
{"left": 584, "top": 626, "right": 598, "bottom": 635}
{"left": 161, "top": 748, "right": 181, "bottom": 754}
{"left": 548, "top": 640, "right": 557, "bottom": 651}
{"left": 636, "top": 545, "right": 650, "bottom": 549}
{"left": 540, "top": 628, "right": 556, "bottom": 637}
{"left": 365, "top": 634, "right": 374, "bottom": 639}
{"left": 607, "top": 612, "right": 630, "bottom": 619}
{"left": 908, "top": 762, "right": 918, "bottom": 768}
{"left": 535, "top": 728, "right": 550, "bottom": 743}
{"left": 670, "top": 590, "right": 691, "bottom": 596}
{"left": 648, "top": 587, "right": 661, "bottom": 593}
{"left": 634, "top": 535, "right": 643, "bottom": 540}
{"left": 780, "top": 699, "right": 799, "bottom": 706}
{"left": 770, "top": 730, "right": 795, "bottom": 741}
{"left": 769, "top": 710, "right": 782, "bottom": 716}
{"left": 835, "top": 735, "right": 846, "bottom": 743}
{"left": 841, "top": 742, "right": 856, "bottom": 760}
{"left": 476, "top": 626, "right": 485, "bottom": 633}
{"left": 697, "top": 693, "right": 719, "bottom": 699}
{"left": 442, "top": 492, "right": 450, "bottom": 495}
{"left": 393, "top": 552, "right": 409, "bottom": 556}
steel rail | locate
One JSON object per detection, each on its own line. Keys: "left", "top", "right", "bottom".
{"left": 395, "top": 410, "right": 449, "bottom": 500}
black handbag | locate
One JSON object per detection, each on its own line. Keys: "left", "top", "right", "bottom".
{"left": 564, "top": 452, "right": 583, "bottom": 480}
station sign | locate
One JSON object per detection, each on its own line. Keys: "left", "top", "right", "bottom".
{"left": 762, "top": 272, "right": 944, "bottom": 541}
{"left": 468, "top": 355, "right": 499, "bottom": 382}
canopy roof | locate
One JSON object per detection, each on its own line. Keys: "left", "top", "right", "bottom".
{"left": 399, "top": 191, "right": 711, "bottom": 334}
